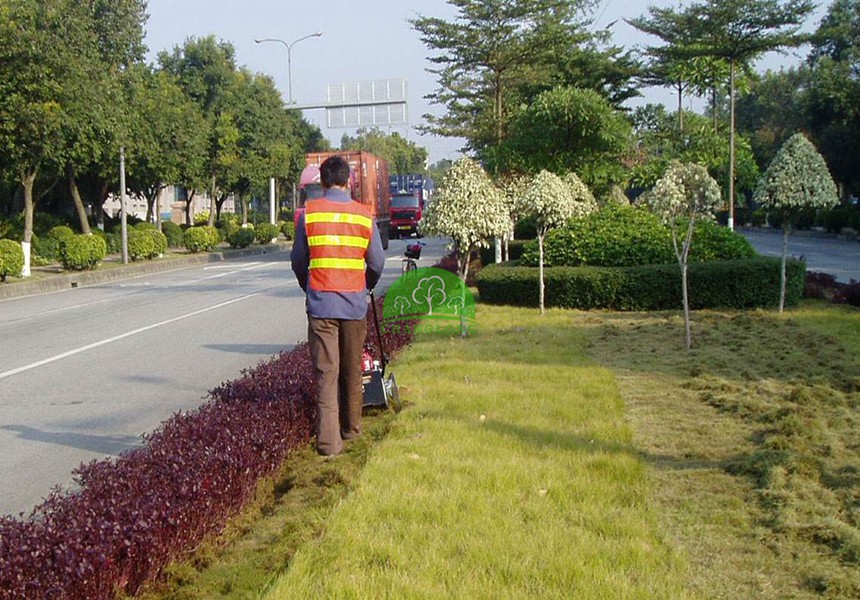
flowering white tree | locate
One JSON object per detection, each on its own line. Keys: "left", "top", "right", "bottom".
{"left": 495, "top": 174, "right": 529, "bottom": 262}
{"left": 419, "top": 157, "right": 510, "bottom": 282}
{"left": 647, "top": 161, "right": 722, "bottom": 350}
{"left": 519, "top": 170, "right": 596, "bottom": 314}
{"left": 754, "top": 133, "right": 838, "bottom": 312}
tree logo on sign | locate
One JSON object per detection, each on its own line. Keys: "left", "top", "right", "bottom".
{"left": 382, "top": 267, "right": 476, "bottom": 336}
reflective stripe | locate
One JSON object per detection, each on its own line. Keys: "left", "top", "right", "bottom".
{"left": 307, "top": 235, "right": 370, "bottom": 249}
{"left": 305, "top": 211, "right": 373, "bottom": 229}
{"left": 310, "top": 258, "right": 366, "bottom": 271}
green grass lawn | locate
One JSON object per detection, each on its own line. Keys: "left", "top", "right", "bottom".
{"left": 141, "top": 299, "right": 859, "bottom": 599}
{"left": 265, "top": 307, "right": 693, "bottom": 599}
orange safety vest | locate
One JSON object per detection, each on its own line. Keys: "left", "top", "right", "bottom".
{"left": 305, "top": 198, "right": 373, "bottom": 293}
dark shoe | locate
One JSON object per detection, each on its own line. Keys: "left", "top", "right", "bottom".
{"left": 341, "top": 431, "right": 361, "bottom": 441}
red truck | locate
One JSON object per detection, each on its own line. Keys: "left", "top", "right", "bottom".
{"left": 389, "top": 174, "right": 432, "bottom": 238}
{"left": 297, "top": 151, "right": 392, "bottom": 249}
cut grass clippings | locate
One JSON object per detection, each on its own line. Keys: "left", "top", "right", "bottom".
{"left": 266, "top": 307, "right": 693, "bottom": 599}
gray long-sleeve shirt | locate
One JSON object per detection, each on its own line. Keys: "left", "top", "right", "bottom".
{"left": 290, "top": 188, "right": 385, "bottom": 320}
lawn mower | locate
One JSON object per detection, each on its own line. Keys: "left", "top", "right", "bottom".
{"left": 362, "top": 290, "right": 400, "bottom": 410}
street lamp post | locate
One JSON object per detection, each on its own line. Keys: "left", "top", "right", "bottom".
{"left": 254, "top": 32, "right": 322, "bottom": 104}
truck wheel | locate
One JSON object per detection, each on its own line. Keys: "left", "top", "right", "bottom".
{"left": 381, "top": 223, "right": 390, "bottom": 250}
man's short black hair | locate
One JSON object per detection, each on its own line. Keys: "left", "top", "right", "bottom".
{"left": 320, "top": 156, "right": 351, "bottom": 189}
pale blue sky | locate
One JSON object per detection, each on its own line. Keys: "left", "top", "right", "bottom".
{"left": 143, "top": 0, "right": 829, "bottom": 163}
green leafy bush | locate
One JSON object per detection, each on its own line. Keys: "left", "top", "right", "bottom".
{"left": 48, "top": 225, "right": 76, "bottom": 244}
{"left": 751, "top": 208, "right": 768, "bottom": 227}
{"left": 61, "top": 234, "right": 107, "bottom": 271}
{"left": 0, "top": 239, "right": 24, "bottom": 281}
{"left": 255, "top": 223, "right": 279, "bottom": 244}
{"left": 127, "top": 229, "right": 156, "bottom": 261}
{"left": 217, "top": 214, "right": 242, "bottom": 241}
{"left": 161, "top": 221, "right": 184, "bottom": 248}
{"left": 279, "top": 220, "right": 295, "bottom": 240}
{"left": 816, "top": 204, "right": 858, "bottom": 233}
{"left": 476, "top": 257, "right": 805, "bottom": 311}
{"left": 687, "top": 219, "right": 757, "bottom": 261}
{"left": 228, "top": 228, "right": 255, "bottom": 249}
{"left": 134, "top": 222, "right": 157, "bottom": 231}
{"left": 184, "top": 226, "right": 218, "bottom": 253}
{"left": 147, "top": 229, "right": 168, "bottom": 256}
{"left": 521, "top": 204, "right": 673, "bottom": 267}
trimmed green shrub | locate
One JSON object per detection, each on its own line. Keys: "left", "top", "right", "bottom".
{"left": 476, "top": 257, "right": 805, "bottom": 311}
{"left": 28, "top": 234, "right": 54, "bottom": 266}
{"left": 148, "top": 229, "right": 168, "bottom": 256}
{"left": 127, "top": 229, "right": 156, "bottom": 261}
{"left": 228, "top": 228, "right": 255, "bottom": 249}
{"left": 0, "top": 239, "right": 25, "bottom": 281}
{"left": 279, "top": 220, "right": 295, "bottom": 240}
{"left": 521, "top": 204, "right": 673, "bottom": 267}
{"left": 255, "top": 223, "right": 279, "bottom": 244}
{"left": 61, "top": 234, "right": 107, "bottom": 271}
{"left": 184, "top": 226, "right": 219, "bottom": 253}
{"left": 751, "top": 208, "right": 768, "bottom": 227}
{"left": 217, "top": 215, "right": 242, "bottom": 241}
{"left": 817, "top": 204, "right": 858, "bottom": 233}
{"left": 48, "top": 225, "right": 76, "bottom": 244}
{"left": 687, "top": 219, "right": 757, "bottom": 262}
{"left": 514, "top": 214, "right": 538, "bottom": 239}
{"left": 479, "top": 240, "right": 530, "bottom": 265}
{"left": 134, "top": 222, "right": 157, "bottom": 231}
{"left": 161, "top": 221, "right": 183, "bottom": 248}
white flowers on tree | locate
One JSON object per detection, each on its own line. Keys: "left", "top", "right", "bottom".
{"left": 419, "top": 157, "right": 510, "bottom": 281}
{"left": 648, "top": 161, "right": 721, "bottom": 350}
{"left": 754, "top": 133, "right": 838, "bottom": 312}
{"left": 519, "top": 170, "right": 597, "bottom": 314}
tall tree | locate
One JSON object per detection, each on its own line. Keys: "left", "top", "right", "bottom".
{"left": 495, "top": 86, "right": 631, "bottom": 193}
{"left": 123, "top": 65, "right": 208, "bottom": 226}
{"left": 631, "top": 0, "right": 815, "bottom": 229}
{"left": 411, "top": 0, "right": 596, "bottom": 159}
{"left": 805, "top": 0, "right": 860, "bottom": 198}
{"left": 158, "top": 37, "right": 242, "bottom": 226}
{"left": 755, "top": 133, "right": 838, "bottom": 312}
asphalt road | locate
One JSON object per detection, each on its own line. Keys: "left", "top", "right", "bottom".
{"left": 0, "top": 237, "right": 448, "bottom": 517}
{"left": 738, "top": 228, "right": 860, "bottom": 283}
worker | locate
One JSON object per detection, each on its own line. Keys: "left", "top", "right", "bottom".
{"left": 291, "top": 155, "right": 385, "bottom": 457}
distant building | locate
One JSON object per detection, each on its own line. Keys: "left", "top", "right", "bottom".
{"left": 102, "top": 185, "right": 236, "bottom": 224}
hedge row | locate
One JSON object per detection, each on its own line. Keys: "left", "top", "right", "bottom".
{"left": 479, "top": 239, "right": 530, "bottom": 266}
{"left": 0, "top": 295, "right": 414, "bottom": 599}
{"left": 476, "top": 257, "right": 806, "bottom": 311}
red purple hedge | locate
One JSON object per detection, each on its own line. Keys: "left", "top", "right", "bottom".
{"left": 0, "top": 295, "right": 414, "bottom": 599}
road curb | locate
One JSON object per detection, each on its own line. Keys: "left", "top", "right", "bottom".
{"left": 0, "top": 243, "right": 291, "bottom": 301}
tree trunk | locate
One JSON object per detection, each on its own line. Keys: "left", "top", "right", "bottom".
{"left": 681, "top": 261, "right": 691, "bottom": 349}
{"left": 677, "top": 83, "right": 684, "bottom": 134}
{"left": 779, "top": 223, "right": 790, "bottom": 313}
{"left": 21, "top": 171, "right": 37, "bottom": 277}
{"left": 207, "top": 175, "right": 217, "bottom": 227}
{"left": 67, "top": 164, "right": 92, "bottom": 234}
{"left": 728, "top": 58, "right": 736, "bottom": 231}
{"left": 460, "top": 246, "right": 471, "bottom": 283}
{"left": 241, "top": 195, "right": 249, "bottom": 226}
{"left": 538, "top": 232, "right": 545, "bottom": 315}
{"left": 185, "top": 190, "right": 195, "bottom": 226}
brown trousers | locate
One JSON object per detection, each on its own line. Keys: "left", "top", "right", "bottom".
{"left": 308, "top": 317, "right": 366, "bottom": 455}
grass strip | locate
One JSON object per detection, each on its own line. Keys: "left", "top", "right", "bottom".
{"left": 266, "top": 306, "right": 692, "bottom": 599}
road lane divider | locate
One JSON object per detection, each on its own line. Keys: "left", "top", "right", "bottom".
{"left": 0, "top": 292, "right": 261, "bottom": 381}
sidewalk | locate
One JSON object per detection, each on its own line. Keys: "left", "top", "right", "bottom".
{"left": 0, "top": 243, "right": 291, "bottom": 301}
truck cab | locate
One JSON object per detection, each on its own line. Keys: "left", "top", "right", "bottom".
{"left": 390, "top": 191, "right": 423, "bottom": 238}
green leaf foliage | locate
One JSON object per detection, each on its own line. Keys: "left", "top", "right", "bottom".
{"left": 0, "top": 239, "right": 25, "bottom": 281}
{"left": 419, "top": 157, "right": 510, "bottom": 252}
{"left": 254, "top": 223, "right": 279, "bottom": 244}
{"left": 184, "top": 226, "right": 219, "bottom": 253}
{"left": 61, "top": 234, "right": 107, "bottom": 271}
{"left": 476, "top": 257, "right": 805, "bottom": 310}
{"left": 755, "top": 132, "right": 840, "bottom": 220}
{"left": 228, "top": 228, "right": 255, "bottom": 249}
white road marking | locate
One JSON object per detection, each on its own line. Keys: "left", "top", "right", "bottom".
{"left": 0, "top": 292, "right": 260, "bottom": 381}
